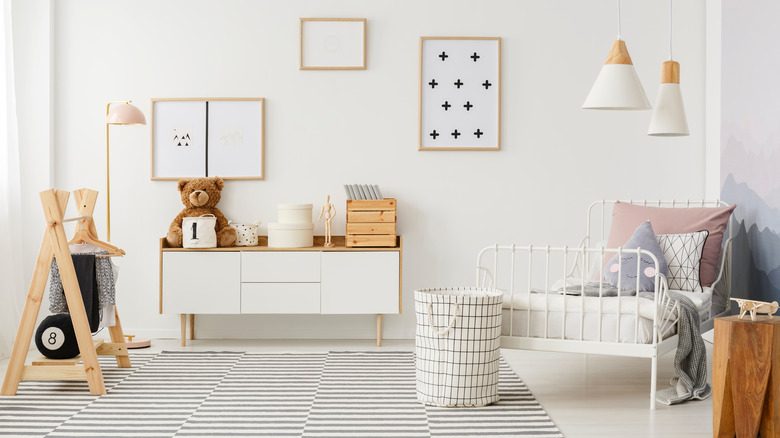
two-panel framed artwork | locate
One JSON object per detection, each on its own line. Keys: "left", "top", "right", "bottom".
{"left": 300, "top": 18, "right": 366, "bottom": 70}
{"left": 150, "top": 98, "right": 265, "bottom": 180}
{"left": 419, "top": 37, "right": 501, "bottom": 151}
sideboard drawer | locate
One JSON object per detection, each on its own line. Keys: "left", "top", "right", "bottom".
{"left": 241, "top": 252, "right": 321, "bottom": 282}
{"left": 162, "top": 251, "right": 241, "bottom": 314}
{"left": 320, "top": 251, "right": 399, "bottom": 314}
{"left": 241, "top": 283, "right": 320, "bottom": 314}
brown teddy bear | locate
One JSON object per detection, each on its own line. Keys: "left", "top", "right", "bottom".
{"left": 166, "top": 177, "right": 237, "bottom": 247}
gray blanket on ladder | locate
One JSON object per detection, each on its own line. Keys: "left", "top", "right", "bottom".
{"left": 655, "top": 291, "right": 712, "bottom": 405}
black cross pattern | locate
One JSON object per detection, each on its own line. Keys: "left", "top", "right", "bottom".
{"left": 451, "top": 130, "right": 461, "bottom": 139}
{"left": 442, "top": 101, "right": 451, "bottom": 111}
{"left": 428, "top": 79, "right": 438, "bottom": 89}
{"left": 454, "top": 79, "right": 464, "bottom": 89}
{"left": 430, "top": 130, "right": 440, "bottom": 139}
{"left": 438, "top": 51, "right": 448, "bottom": 61}
{"left": 482, "top": 80, "right": 492, "bottom": 89}
{"left": 471, "top": 52, "right": 480, "bottom": 62}
{"left": 463, "top": 101, "right": 473, "bottom": 111}
{"left": 474, "top": 129, "right": 484, "bottom": 138}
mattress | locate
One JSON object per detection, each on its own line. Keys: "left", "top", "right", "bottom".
{"left": 501, "top": 288, "right": 712, "bottom": 344}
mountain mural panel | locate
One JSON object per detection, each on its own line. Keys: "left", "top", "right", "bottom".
{"left": 722, "top": 0, "right": 780, "bottom": 303}
{"left": 728, "top": 220, "right": 780, "bottom": 303}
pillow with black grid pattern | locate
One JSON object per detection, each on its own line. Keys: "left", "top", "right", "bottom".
{"left": 656, "top": 230, "right": 709, "bottom": 292}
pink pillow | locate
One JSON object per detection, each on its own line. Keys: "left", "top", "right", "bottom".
{"left": 604, "top": 202, "right": 735, "bottom": 287}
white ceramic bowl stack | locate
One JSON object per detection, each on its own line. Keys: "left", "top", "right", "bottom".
{"left": 267, "top": 204, "right": 314, "bottom": 248}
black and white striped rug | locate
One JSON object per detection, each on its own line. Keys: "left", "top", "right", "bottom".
{"left": 0, "top": 351, "right": 562, "bottom": 437}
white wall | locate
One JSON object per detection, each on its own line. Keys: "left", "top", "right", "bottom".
{"left": 12, "top": 0, "right": 52, "bottom": 294}
{"left": 705, "top": 0, "right": 721, "bottom": 198}
{"left": 39, "top": 0, "right": 708, "bottom": 340}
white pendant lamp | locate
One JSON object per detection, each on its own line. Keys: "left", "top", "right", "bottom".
{"left": 648, "top": 0, "right": 689, "bottom": 136}
{"left": 583, "top": 0, "right": 651, "bottom": 110}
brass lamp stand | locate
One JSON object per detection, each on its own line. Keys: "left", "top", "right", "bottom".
{"left": 105, "top": 101, "right": 146, "bottom": 241}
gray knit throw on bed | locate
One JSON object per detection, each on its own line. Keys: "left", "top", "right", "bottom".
{"left": 535, "top": 281, "right": 626, "bottom": 296}
{"left": 656, "top": 290, "right": 711, "bottom": 405}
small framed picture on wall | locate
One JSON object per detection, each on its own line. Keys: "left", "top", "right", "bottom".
{"left": 150, "top": 100, "right": 207, "bottom": 178}
{"left": 300, "top": 18, "right": 366, "bottom": 70}
{"left": 151, "top": 98, "right": 265, "bottom": 180}
{"left": 419, "top": 37, "right": 501, "bottom": 151}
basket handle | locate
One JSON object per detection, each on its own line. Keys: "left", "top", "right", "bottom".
{"left": 426, "top": 302, "right": 460, "bottom": 336}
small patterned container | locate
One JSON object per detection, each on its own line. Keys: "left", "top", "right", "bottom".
{"left": 229, "top": 221, "right": 261, "bottom": 246}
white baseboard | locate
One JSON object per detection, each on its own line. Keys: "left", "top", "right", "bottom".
{"left": 101, "top": 327, "right": 416, "bottom": 341}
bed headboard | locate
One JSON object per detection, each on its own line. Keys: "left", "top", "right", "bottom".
{"left": 585, "top": 199, "right": 733, "bottom": 246}
{"left": 584, "top": 199, "right": 734, "bottom": 312}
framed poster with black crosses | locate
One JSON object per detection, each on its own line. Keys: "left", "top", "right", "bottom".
{"left": 419, "top": 37, "right": 501, "bottom": 151}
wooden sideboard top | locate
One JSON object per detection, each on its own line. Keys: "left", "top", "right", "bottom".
{"left": 159, "top": 235, "right": 402, "bottom": 252}
{"left": 717, "top": 314, "right": 780, "bottom": 326}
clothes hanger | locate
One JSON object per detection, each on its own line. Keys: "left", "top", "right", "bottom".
{"left": 68, "top": 218, "right": 126, "bottom": 257}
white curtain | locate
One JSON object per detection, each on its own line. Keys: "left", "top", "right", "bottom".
{"left": 0, "top": 0, "right": 22, "bottom": 360}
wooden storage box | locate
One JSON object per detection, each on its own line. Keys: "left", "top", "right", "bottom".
{"left": 346, "top": 198, "right": 397, "bottom": 247}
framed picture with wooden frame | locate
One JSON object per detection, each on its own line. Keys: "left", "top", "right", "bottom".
{"left": 300, "top": 18, "right": 366, "bottom": 70}
{"left": 419, "top": 37, "right": 501, "bottom": 151}
{"left": 150, "top": 98, "right": 265, "bottom": 180}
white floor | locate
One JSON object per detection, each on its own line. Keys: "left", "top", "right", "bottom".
{"left": 0, "top": 338, "right": 713, "bottom": 438}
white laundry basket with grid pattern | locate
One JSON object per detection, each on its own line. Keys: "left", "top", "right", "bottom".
{"left": 414, "top": 287, "right": 503, "bottom": 407}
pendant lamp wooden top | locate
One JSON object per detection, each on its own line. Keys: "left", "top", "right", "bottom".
{"left": 604, "top": 40, "right": 633, "bottom": 65}
{"left": 660, "top": 60, "right": 680, "bottom": 84}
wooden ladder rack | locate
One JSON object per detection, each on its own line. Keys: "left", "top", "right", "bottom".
{"left": 1, "top": 188, "right": 131, "bottom": 396}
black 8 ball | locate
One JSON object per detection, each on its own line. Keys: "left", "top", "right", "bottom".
{"left": 35, "top": 313, "right": 80, "bottom": 359}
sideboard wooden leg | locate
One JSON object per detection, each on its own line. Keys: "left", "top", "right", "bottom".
{"left": 180, "top": 314, "right": 187, "bottom": 347}
{"left": 377, "top": 314, "right": 383, "bottom": 347}
{"left": 189, "top": 314, "right": 195, "bottom": 340}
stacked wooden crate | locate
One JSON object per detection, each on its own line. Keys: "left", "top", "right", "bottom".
{"left": 346, "top": 198, "right": 397, "bottom": 247}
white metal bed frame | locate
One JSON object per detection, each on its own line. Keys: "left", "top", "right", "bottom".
{"left": 476, "top": 199, "right": 733, "bottom": 409}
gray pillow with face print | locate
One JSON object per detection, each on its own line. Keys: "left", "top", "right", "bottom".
{"left": 603, "top": 221, "right": 669, "bottom": 292}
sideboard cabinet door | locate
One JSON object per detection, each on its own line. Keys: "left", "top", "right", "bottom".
{"left": 162, "top": 251, "right": 241, "bottom": 314}
{"left": 320, "top": 252, "right": 400, "bottom": 314}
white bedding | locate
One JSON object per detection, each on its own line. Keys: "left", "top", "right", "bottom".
{"left": 501, "top": 287, "right": 713, "bottom": 344}
{"left": 502, "top": 308, "right": 660, "bottom": 343}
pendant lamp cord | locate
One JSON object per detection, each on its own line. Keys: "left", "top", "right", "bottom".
{"left": 669, "top": 0, "right": 674, "bottom": 60}
{"left": 616, "top": 0, "right": 622, "bottom": 40}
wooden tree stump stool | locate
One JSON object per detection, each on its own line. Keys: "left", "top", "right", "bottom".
{"left": 714, "top": 315, "right": 780, "bottom": 438}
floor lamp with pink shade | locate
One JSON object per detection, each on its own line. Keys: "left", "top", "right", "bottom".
{"left": 105, "top": 100, "right": 146, "bottom": 242}
{"left": 106, "top": 101, "right": 150, "bottom": 349}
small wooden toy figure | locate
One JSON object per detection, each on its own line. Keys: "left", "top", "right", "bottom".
{"left": 731, "top": 297, "right": 780, "bottom": 321}
{"left": 318, "top": 195, "right": 336, "bottom": 248}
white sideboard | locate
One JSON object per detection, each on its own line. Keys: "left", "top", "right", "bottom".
{"left": 159, "top": 236, "right": 402, "bottom": 346}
